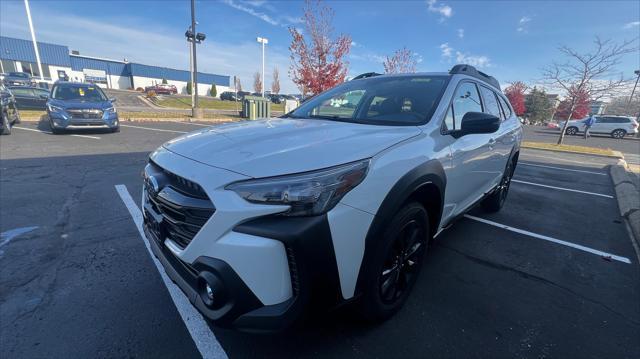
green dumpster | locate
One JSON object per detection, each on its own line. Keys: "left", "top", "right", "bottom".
{"left": 241, "top": 96, "right": 271, "bottom": 120}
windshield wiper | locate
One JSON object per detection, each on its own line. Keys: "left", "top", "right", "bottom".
{"left": 308, "top": 114, "right": 349, "bottom": 121}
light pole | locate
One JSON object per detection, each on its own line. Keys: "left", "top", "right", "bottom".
{"left": 257, "top": 37, "right": 268, "bottom": 97}
{"left": 185, "top": 0, "right": 206, "bottom": 119}
{"left": 24, "top": 0, "right": 44, "bottom": 82}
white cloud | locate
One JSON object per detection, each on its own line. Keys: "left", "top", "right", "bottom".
{"left": 457, "top": 28, "right": 464, "bottom": 38}
{"left": 427, "top": 0, "right": 453, "bottom": 20}
{"left": 517, "top": 16, "right": 531, "bottom": 32}
{"left": 0, "top": 2, "right": 299, "bottom": 93}
{"left": 455, "top": 51, "right": 491, "bottom": 68}
{"left": 439, "top": 43, "right": 453, "bottom": 59}
{"left": 221, "top": 0, "right": 279, "bottom": 26}
{"left": 440, "top": 42, "right": 491, "bottom": 68}
{"left": 623, "top": 21, "right": 640, "bottom": 29}
{"left": 220, "top": 0, "right": 302, "bottom": 27}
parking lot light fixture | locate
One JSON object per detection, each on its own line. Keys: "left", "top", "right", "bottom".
{"left": 185, "top": 0, "right": 206, "bottom": 119}
{"left": 257, "top": 37, "right": 268, "bottom": 97}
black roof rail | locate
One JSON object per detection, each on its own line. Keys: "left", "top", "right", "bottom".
{"left": 352, "top": 72, "right": 382, "bottom": 80}
{"left": 449, "top": 64, "right": 500, "bottom": 90}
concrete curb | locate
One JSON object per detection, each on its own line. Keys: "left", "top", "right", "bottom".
{"left": 521, "top": 144, "right": 624, "bottom": 159}
{"left": 610, "top": 159, "right": 640, "bottom": 249}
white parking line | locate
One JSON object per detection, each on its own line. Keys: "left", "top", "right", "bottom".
{"left": 519, "top": 162, "right": 607, "bottom": 176}
{"left": 120, "top": 124, "right": 188, "bottom": 134}
{"left": 13, "top": 126, "right": 101, "bottom": 139}
{"left": 464, "top": 214, "right": 631, "bottom": 264}
{"left": 511, "top": 179, "right": 614, "bottom": 198}
{"left": 115, "top": 185, "right": 227, "bottom": 359}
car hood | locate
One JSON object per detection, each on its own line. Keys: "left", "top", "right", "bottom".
{"left": 47, "top": 99, "right": 112, "bottom": 109}
{"left": 163, "top": 117, "right": 421, "bottom": 177}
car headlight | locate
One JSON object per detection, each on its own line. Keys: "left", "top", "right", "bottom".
{"left": 47, "top": 104, "right": 64, "bottom": 112}
{"left": 105, "top": 107, "right": 116, "bottom": 114}
{"left": 226, "top": 159, "right": 370, "bottom": 216}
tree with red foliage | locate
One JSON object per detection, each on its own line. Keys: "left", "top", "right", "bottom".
{"left": 288, "top": 0, "right": 351, "bottom": 96}
{"left": 503, "top": 81, "right": 527, "bottom": 116}
{"left": 383, "top": 47, "right": 418, "bottom": 74}
{"left": 542, "top": 37, "right": 636, "bottom": 144}
{"left": 554, "top": 86, "right": 590, "bottom": 120}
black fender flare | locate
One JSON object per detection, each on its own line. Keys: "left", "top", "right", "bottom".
{"left": 354, "top": 159, "right": 446, "bottom": 296}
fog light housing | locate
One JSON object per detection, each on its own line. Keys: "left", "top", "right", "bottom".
{"left": 197, "top": 272, "right": 226, "bottom": 309}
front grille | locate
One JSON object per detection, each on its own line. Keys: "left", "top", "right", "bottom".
{"left": 67, "top": 109, "right": 103, "bottom": 119}
{"left": 143, "top": 161, "right": 215, "bottom": 249}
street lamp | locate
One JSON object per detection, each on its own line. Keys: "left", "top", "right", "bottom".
{"left": 185, "top": 0, "right": 206, "bottom": 119}
{"left": 630, "top": 69, "right": 640, "bottom": 106}
{"left": 257, "top": 37, "right": 268, "bottom": 97}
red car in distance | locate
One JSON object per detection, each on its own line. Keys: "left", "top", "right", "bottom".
{"left": 145, "top": 84, "right": 177, "bottom": 95}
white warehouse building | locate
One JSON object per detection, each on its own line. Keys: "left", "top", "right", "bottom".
{"left": 0, "top": 36, "right": 230, "bottom": 96}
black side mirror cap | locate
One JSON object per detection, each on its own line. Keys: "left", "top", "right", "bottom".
{"left": 451, "top": 112, "right": 500, "bottom": 138}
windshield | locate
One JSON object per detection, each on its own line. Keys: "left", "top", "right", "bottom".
{"left": 51, "top": 85, "right": 107, "bottom": 102}
{"left": 9, "top": 72, "right": 29, "bottom": 78}
{"left": 289, "top": 75, "right": 448, "bottom": 126}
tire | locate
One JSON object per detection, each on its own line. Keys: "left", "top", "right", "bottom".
{"left": 111, "top": 126, "right": 120, "bottom": 133}
{"left": 359, "top": 202, "right": 430, "bottom": 322}
{"left": 611, "top": 129, "right": 626, "bottom": 139}
{"left": 565, "top": 127, "right": 578, "bottom": 136}
{"left": 482, "top": 157, "right": 515, "bottom": 213}
{"left": 1, "top": 111, "right": 12, "bottom": 135}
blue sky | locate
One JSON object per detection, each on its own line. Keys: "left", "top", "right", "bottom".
{"left": 1, "top": 0, "right": 638, "bottom": 93}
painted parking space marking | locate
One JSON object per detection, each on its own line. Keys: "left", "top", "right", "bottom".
{"left": 120, "top": 124, "right": 188, "bottom": 134}
{"left": 518, "top": 162, "right": 608, "bottom": 176}
{"left": 521, "top": 152, "right": 607, "bottom": 167}
{"left": 13, "top": 126, "right": 101, "bottom": 139}
{"left": 0, "top": 226, "right": 38, "bottom": 249}
{"left": 511, "top": 179, "right": 614, "bottom": 198}
{"left": 464, "top": 215, "right": 631, "bottom": 264}
{"left": 115, "top": 185, "right": 227, "bottom": 359}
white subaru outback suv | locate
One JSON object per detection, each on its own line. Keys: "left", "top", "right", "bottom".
{"left": 142, "top": 64, "right": 522, "bottom": 332}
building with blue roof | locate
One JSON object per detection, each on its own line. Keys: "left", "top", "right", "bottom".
{"left": 0, "top": 36, "right": 230, "bottom": 96}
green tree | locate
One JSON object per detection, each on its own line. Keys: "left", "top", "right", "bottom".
{"left": 210, "top": 84, "right": 217, "bottom": 97}
{"left": 161, "top": 78, "right": 168, "bottom": 84}
{"left": 524, "top": 87, "right": 554, "bottom": 124}
{"left": 186, "top": 81, "right": 193, "bottom": 95}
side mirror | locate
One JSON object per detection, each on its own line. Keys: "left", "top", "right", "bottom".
{"left": 110, "top": 98, "right": 117, "bottom": 103}
{"left": 452, "top": 112, "right": 500, "bottom": 138}
{"left": 39, "top": 94, "right": 49, "bottom": 99}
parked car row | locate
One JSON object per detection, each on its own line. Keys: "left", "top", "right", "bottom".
{"left": 0, "top": 81, "right": 120, "bottom": 136}
{"left": 219, "top": 91, "right": 298, "bottom": 104}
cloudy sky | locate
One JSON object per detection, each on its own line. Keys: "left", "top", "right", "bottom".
{"left": 1, "top": 0, "right": 638, "bottom": 93}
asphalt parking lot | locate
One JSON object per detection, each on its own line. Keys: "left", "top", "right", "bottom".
{"left": 1, "top": 121, "right": 639, "bottom": 358}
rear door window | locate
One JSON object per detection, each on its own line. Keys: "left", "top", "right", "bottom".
{"left": 479, "top": 86, "right": 502, "bottom": 119}
{"left": 498, "top": 95, "right": 512, "bottom": 119}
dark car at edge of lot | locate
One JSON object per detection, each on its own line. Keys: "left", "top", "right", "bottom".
{"left": 0, "top": 84, "right": 21, "bottom": 135}
{"left": 46, "top": 82, "right": 119, "bottom": 134}
{"left": 2, "top": 72, "right": 36, "bottom": 87}
{"left": 8, "top": 86, "right": 50, "bottom": 110}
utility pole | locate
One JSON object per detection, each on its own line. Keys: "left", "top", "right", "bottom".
{"left": 257, "top": 37, "right": 268, "bottom": 97}
{"left": 190, "top": 0, "right": 200, "bottom": 118}
{"left": 629, "top": 70, "right": 640, "bottom": 106}
{"left": 24, "top": 0, "right": 44, "bottom": 82}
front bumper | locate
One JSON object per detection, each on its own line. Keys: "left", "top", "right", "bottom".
{"left": 48, "top": 110, "right": 119, "bottom": 129}
{"left": 144, "top": 214, "right": 343, "bottom": 332}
